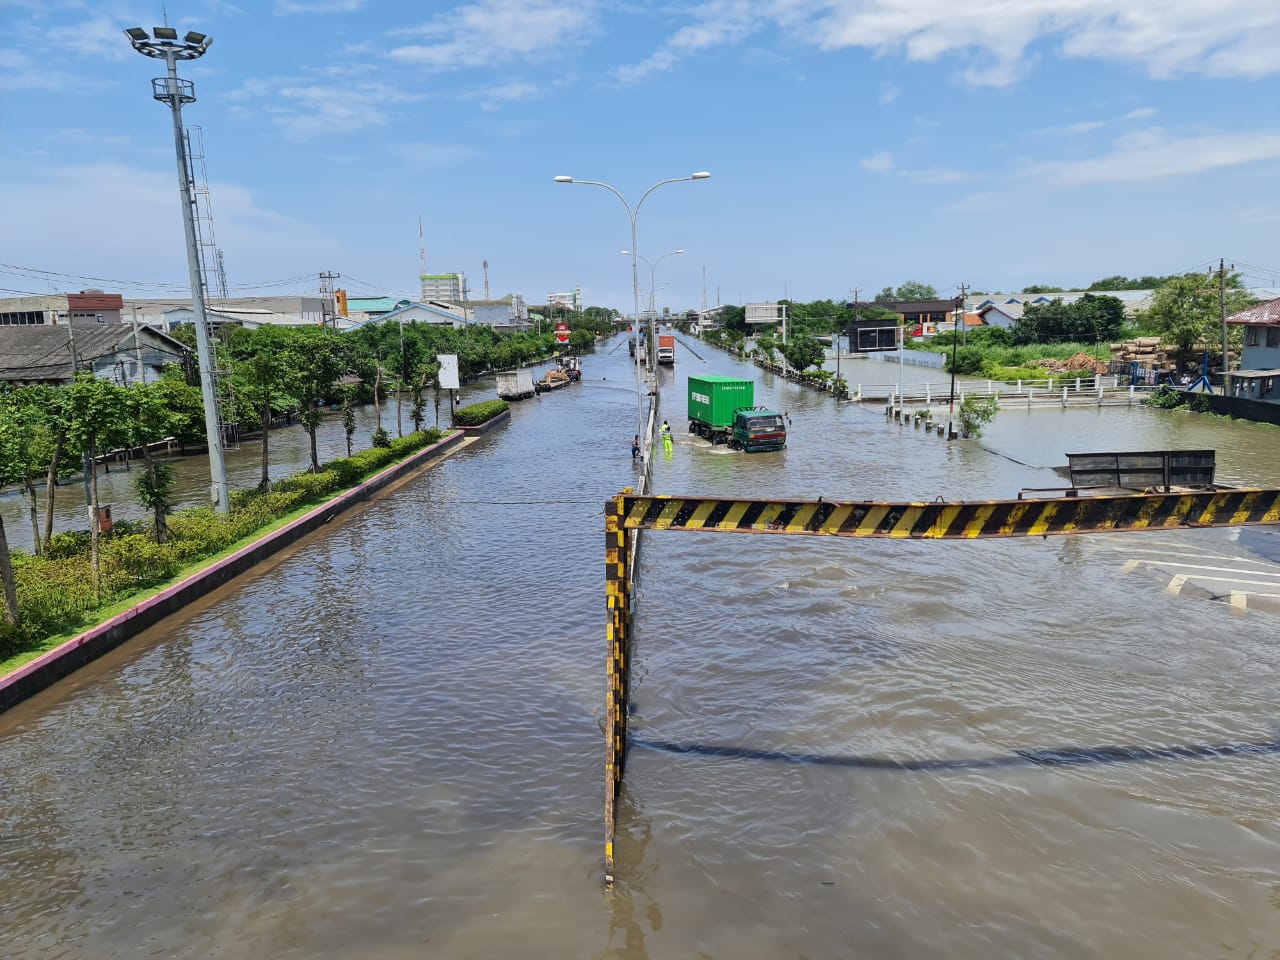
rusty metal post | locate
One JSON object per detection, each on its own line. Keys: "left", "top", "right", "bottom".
{"left": 604, "top": 491, "right": 633, "bottom": 883}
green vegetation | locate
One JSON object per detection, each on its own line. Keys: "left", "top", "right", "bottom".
{"left": 958, "top": 395, "right": 999, "bottom": 438}
{"left": 451, "top": 399, "right": 509, "bottom": 426}
{"left": 0, "top": 429, "right": 444, "bottom": 665}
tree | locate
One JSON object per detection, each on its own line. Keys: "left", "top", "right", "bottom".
{"left": 232, "top": 326, "right": 300, "bottom": 490}
{"left": 125, "top": 383, "right": 179, "bottom": 543}
{"left": 781, "top": 335, "right": 825, "bottom": 373}
{"left": 1013, "top": 294, "right": 1125, "bottom": 344}
{"left": 875, "top": 281, "right": 938, "bottom": 302}
{"left": 287, "top": 330, "right": 347, "bottom": 473}
{"left": 0, "top": 406, "right": 26, "bottom": 627}
{"left": 1140, "top": 272, "right": 1252, "bottom": 367}
{"left": 67, "top": 374, "right": 131, "bottom": 588}
{"left": 1021, "top": 284, "right": 1065, "bottom": 294}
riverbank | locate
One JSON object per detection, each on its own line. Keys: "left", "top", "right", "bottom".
{"left": 0, "top": 428, "right": 474, "bottom": 712}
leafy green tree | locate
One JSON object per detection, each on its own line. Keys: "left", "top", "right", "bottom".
{"left": 1013, "top": 294, "right": 1125, "bottom": 344}
{"left": 1021, "top": 284, "right": 1065, "bottom": 294}
{"left": 781, "top": 335, "right": 825, "bottom": 373}
{"left": 875, "top": 281, "right": 938, "bottom": 302}
{"left": 286, "top": 329, "right": 348, "bottom": 473}
{"left": 0, "top": 405, "right": 26, "bottom": 626}
{"left": 1139, "top": 272, "right": 1252, "bottom": 366}
{"left": 230, "top": 326, "right": 300, "bottom": 490}
{"left": 125, "top": 383, "right": 179, "bottom": 543}
{"left": 67, "top": 374, "right": 131, "bottom": 584}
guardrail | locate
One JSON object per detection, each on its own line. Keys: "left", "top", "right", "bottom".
{"left": 854, "top": 375, "right": 1136, "bottom": 403}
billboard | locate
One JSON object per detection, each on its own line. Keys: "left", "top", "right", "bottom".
{"left": 438, "top": 354, "right": 460, "bottom": 390}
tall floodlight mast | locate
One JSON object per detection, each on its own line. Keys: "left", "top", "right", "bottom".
{"left": 124, "top": 25, "right": 229, "bottom": 513}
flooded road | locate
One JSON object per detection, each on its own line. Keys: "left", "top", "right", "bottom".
{"left": 2, "top": 335, "right": 1278, "bottom": 958}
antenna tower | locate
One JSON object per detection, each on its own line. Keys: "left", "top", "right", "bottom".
{"left": 483, "top": 259, "right": 490, "bottom": 299}
{"left": 184, "top": 124, "right": 237, "bottom": 447}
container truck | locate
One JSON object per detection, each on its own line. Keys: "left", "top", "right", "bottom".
{"left": 687, "top": 376, "right": 787, "bottom": 452}
{"left": 495, "top": 368, "right": 535, "bottom": 400}
{"left": 657, "top": 334, "right": 676, "bottom": 365}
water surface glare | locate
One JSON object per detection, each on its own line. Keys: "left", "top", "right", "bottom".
{"left": 2, "top": 336, "right": 1279, "bottom": 958}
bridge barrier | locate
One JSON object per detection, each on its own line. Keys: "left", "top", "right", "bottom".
{"left": 600, "top": 487, "right": 1280, "bottom": 882}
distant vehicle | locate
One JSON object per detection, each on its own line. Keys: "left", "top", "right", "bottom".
{"left": 538, "top": 356, "right": 582, "bottom": 392}
{"left": 495, "top": 368, "right": 535, "bottom": 400}
{"left": 657, "top": 334, "right": 676, "bottom": 365}
{"left": 687, "top": 375, "right": 787, "bottom": 452}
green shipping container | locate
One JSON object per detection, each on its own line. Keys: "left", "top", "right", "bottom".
{"left": 687, "top": 376, "right": 754, "bottom": 429}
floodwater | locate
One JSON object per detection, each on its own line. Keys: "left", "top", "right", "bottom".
{"left": 2, "top": 334, "right": 1278, "bottom": 958}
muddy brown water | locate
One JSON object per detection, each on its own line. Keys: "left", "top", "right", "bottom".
{"left": 2, "top": 339, "right": 1278, "bottom": 958}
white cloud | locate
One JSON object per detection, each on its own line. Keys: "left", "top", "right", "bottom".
{"left": 877, "top": 82, "right": 899, "bottom": 105}
{"left": 390, "top": 0, "right": 599, "bottom": 70}
{"left": 226, "top": 78, "right": 423, "bottom": 140}
{"left": 1123, "top": 107, "right": 1157, "bottom": 120}
{"left": 275, "top": 0, "right": 366, "bottom": 13}
{"left": 0, "top": 162, "right": 342, "bottom": 281}
{"left": 472, "top": 81, "right": 541, "bottom": 111}
{"left": 1033, "top": 130, "right": 1280, "bottom": 185}
{"left": 861, "top": 151, "right": 895, "bottom": 174}
{"left": 613, "top": 1, "right": 1280, "bottom": 86}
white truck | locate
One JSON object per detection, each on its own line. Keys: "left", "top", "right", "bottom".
{"left": 495, "top": 368, "right": 535, "bottom": 400}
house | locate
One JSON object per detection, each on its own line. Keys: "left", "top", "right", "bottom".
{"left": 976, "top": 302, "right": 1023, "bottom": 329}
{"left": 0, "top": 291, "right": 125, "bottom": 326}
{"left": 1226, "top": 297, "right": 1280, "bottom": 403}
{"left": 0, "top": 324, "right": 188, "bottom": 386}
{"left": 158, "top": 306, "right": 313, "bottom": 332}
{"left": 344, "top": 301, "right": 467, "bottom": 331}
{"left": 874, "top": 299, "right": 960, "bottom": 337}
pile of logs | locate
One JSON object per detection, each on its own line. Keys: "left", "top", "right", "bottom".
{"left": 1109, "top": 337, "right": 1176, "bottom": 374}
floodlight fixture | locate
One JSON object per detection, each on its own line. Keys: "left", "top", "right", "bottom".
{"left": 153, "top": 26, "right": 178, "bottom": 40}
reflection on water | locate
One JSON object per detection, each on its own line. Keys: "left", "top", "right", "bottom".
{"left": 1, "top": 337, "right": 1278, "bottom": 958}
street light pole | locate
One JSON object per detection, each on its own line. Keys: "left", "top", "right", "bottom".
{"left": 622, "top": 249, "right": 684, "bottom": 319}
{"left": 125, "top": 25, "right": 229, "bottom": 514}
{"left": 554, "top": 173, "right": 709, "bottom": 437}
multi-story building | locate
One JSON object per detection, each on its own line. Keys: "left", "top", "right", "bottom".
{"left": 0, "top": 291, "right": 124, "bottom": 326}
{"left": 420, "top": 273, "right": 466, "bottom": 303}
{"left": 546, "top": 286, "right": 581, "bottom": 312}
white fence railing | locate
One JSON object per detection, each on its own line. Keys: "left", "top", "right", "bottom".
{"left": 852, "top": 375, "right": 1142, "bottom": 403}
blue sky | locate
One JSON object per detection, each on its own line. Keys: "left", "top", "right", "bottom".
{"left": 2, "top": 0, "right": 1279, "bottom": 313}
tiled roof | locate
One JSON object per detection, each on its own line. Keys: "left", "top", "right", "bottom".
{"left": 1226, "top": 297, "right": 1280, "bottom": 326}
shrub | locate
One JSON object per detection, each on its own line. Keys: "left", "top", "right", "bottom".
{"left": 2, "top": 429, "right": 443, "bottom": 661}
{"left": 371, "top": 427, "right": 391, "bottom": 448}
{"left": 1143, "top": 385, "right": 1185, "bottom": 409}
{"left": 958, "top": 395, "right": 999, "bottom": 439}
{"left": 453, "top": 399, "right": 509, "bottom": 426}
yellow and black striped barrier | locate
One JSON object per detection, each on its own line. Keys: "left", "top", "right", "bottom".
{"left": 601, "top": 487, "right": 1280, "bottom": 881}
{"left": 616, "top": 489, "right": 1280, "bottom": 539}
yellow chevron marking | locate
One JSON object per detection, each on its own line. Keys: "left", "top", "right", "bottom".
{"left": 855, "top": 505, "right": 892, "bottom": 535}
{"left": 786, "top": 503, "right": 819, "bottom": 532}
{"left": 687, "top": 501, "right": 718, "bottom": 529}
{"left": 919, "top": 504, "right": 963, "bottom": 538}
{"left": 820, "top": 504, "right": 854, "bottom": 534}
{"left": 996, "top": 501, "right": 1033, "bottom": 536}
{"left": 654, "top": 499, "right": 683, "bottom": 529}
{"left": 888, "top": 505, "right": 922, "bottom": 538}
{"left": 718, "top": 500, "right": 752, "bottom": 529}
{"left": 962, "top": 504, "right": 998, "bottom": 538}
{"left": 753, "top": 502, "right": 786, "bottom": 530}
{"left": 1026, "top": 500, "right": 1062, "bottom": 536}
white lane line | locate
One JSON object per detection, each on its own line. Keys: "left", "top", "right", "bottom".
{"left": 1166, "top": 575, "right": 1187, "bottom": 596}
{"left": 1124, "top": 560, "right": 1280, "bottom": 580}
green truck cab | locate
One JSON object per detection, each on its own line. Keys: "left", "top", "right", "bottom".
{"left": 730, "top": 407, "right": 787, "bottom": 452}
{"left": 687, "top": 375, "right": 786, "bottom": 452}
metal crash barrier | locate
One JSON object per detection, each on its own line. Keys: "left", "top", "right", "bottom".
{"left": 601, "top": 487, "right": 1280, "bottom": 882}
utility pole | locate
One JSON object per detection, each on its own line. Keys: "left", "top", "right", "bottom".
{"left": 948, "top": 283, "right": 968, "bottom": 439}
{"left": 1219, "top": 258, "right": 1234, "bottom": 395}
{"left": 319, "top": 271, "right": 339, "bottom": 330}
